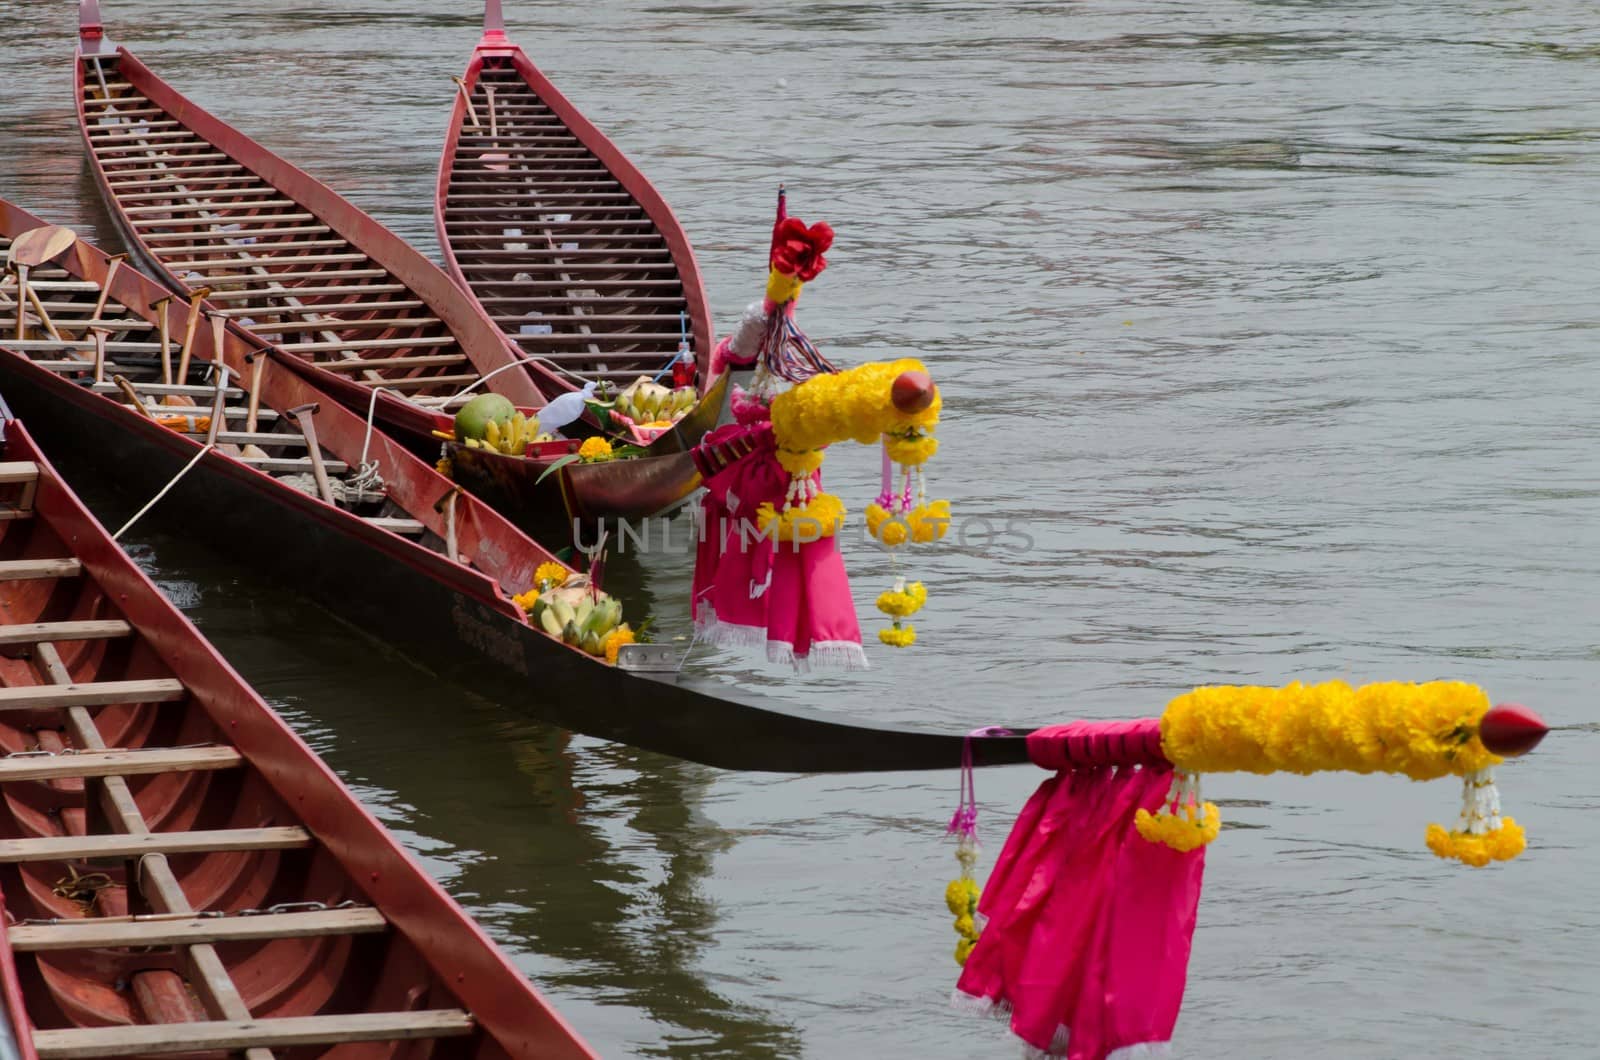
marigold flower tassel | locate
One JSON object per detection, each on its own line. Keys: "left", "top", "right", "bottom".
{"left": 1425, "top": 767, "right": 1527, "bottom": 867}
{"left": 944, "top": 729, "right": 1008, "bottom": 965}
{"left": 1135, "top": 771, "right": 1222, "bottom": 853}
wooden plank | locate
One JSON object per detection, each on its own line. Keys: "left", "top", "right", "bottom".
{"left": 0, "top": 679, "right": 185, "bottom": 711}
{"left": 243, "top": 316, "right": 440, "bottom": 334}
{"left": 209, "top": 286, "right": 406, "bottom": 302}
{"left": 0, "top": 825, "right": 310, "bottom": 864}
{"left": 31, "top": 1010, "right": 473, "bottom": 1058}
{"left": 123, "top": 198, "right": 294, "bottom": 215}
{"left": 279, "top": 336, "right": 455, "bottom": 353}
{"left": 366, "top": 518, "right": 426, "bottom": 536}
{"left": 146, "top": 238, "right": 349, "bottom": 255}
{"left": 198, "top": 269, "right": 389, "bottom": 285}
{"left": 0, "top": 620, "right": 132, "bottom": 646}
{"left": 163, "top": 254, "right": 369, "bottom": 269}
{"left": 0, "top": 745, "right": 240, "bottom": 783}
{"left": 317, "top": 353, "right": 466, "bottom": 371}
{"left": 142, "top": 225, "right": 331, "bottom": 241}
{"left": 0, "top": 463, "right": 39, "bottom": 484}
{"left": 357, "top": 373, "right": 478, "bottom": 392}
{"left": 132, "top": 212, "right": 315, "bottom": 229}
{"left": 220, "top": 299, "right": 422, "bottom": 316}
{"left": 88, "top": 381, "right": 244, "bottom": 399}
{"left": 8, "top": 906, "right": 386, "bottom": 952}
{"left": 0, "top": 558, "right": 81, "bottom": 580}
{"left": 237, "top": 456, "right": 350, "bottom": 474}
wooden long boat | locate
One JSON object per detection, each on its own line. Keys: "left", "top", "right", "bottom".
{"left": 0, "top": 199, "right": 1032, "bottom": 774}
{"left": 435, "top": 0, "right": 715, "bottom": 416}
{"left": 0, "top": 409, "right": 596, "bottom": 1057}
{"left": 72, "top": 0, "right": 719, "bottom": 540}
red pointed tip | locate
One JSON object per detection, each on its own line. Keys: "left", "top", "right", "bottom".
{"left": 891, "top": 370, "right": 935, "bottom": 414}
{"left": 1479, "top": 703, "right": 1549, "bottom": 757}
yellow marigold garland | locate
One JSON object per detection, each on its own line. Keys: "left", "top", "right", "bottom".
{"left": 435, "top": 455, "right": 453, "bottom": 478}
{"left": 1159, "top": 680, "right": 1499, "bottom": 781}
{"left": 1139, "top": 680, "right": 1530, "bottom": 866}
{"left": 755, "top": 492, "right": 845, "bottom": 541}
{"left": 578, "top": 436, "right": 614, "bottom": 462}
{"left": 879, "top": 624, "right": 916, "bottom": 647}
{"left": 1426, "top": 817, "right": 1526, "bottom": 868}
{"left": 907, "top": 500, "right": 951, "bottom": 543}
{"left": 1134, "top": 773, "right": 1221, "bottom": 853}
{"left": 865, "top": 503, "right": 909, "bottom": 547}
{"left": 770, "top": 358, "right": 941, "bottom": 452}
{"left": 877, "top": 581, "right": 927, "bottom": 618}
{"left": 885, "top": 430, "right": 938, "bottom": 466}
{"left": 511, "top": 587, "right": 540, "bottom": 613}
{"left": 776, "top": 447, "right": 825, "bottom": 475}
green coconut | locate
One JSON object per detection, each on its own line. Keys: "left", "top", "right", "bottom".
{"left": 453, "top": 393, "right": 516, "bottom": 442}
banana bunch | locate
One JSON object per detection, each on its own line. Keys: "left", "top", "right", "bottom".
{"left": 462, "top": 411, "right": 540, "bottom": 456}
{"left": 614, "top": 375, "right": 696, "bottom": 426}
{"left": 529, "top": 583, "right": 627, "bottom": 657}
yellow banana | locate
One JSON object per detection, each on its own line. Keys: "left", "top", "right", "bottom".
{"left": 485, "top": 418, "right": 502, "bottom": 449}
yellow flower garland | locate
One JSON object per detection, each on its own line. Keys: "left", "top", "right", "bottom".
{"left": 578, "top": 436, "right": 614, "bottom": 462}
{"left": 1425, "top": 818, "right": 1526, "bottom": 867}
{"left": 1135, "top": 801, "right": 1222, "bottom": 853}
{"left": 879, "top": 624, "right": 916, "bottom": 647}
{"left": 946, "top": 864, "right": 981, "bottom": 966}
{"left": 1159, "top": 680, "right": 1500, "bottom": 781}
{"left": 770, "top": 358, "right": 941, "bottom": 451}
{"left": 907, "top": 500, "right": 951, "bottom": 543}
{"left": 435, "top": 455, "right": 453, "bottom": 478}
{"left": 755, "top": 493, "right": 845, "bottom": 541}
{"left": 511, "top": 587, "right": 540, "bottom": 613}
{"left": 776, "top": 447, "right": 825, "bottom": 475}
{"left": 885, "top": 431, "right": 938, "bottom": 466}
{"left": 877, "top": 582, "right": 928, "bottom": 618}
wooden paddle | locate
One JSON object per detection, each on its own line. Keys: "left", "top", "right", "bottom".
{"left": 6, "top": 225, "right": 78, "bottom": 341}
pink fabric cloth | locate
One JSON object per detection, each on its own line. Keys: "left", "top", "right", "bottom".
{"left": 1027, "top": 719, "right": 1170, "bottom": 770}
{"left": 955, "top": 762, "right": 1204, "bottom": 1059}
{"left": 691, "top": 422, "right": 865, "bottom": 670}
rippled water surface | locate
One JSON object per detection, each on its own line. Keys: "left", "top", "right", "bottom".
{"left": 1, "top": 1, "right": 1597, "bottom": 1056}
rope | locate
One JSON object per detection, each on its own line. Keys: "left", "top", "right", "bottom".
{"left": 112, "top": 443, "right": 214, "bottom": 540}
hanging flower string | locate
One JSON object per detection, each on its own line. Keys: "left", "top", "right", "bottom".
{"left": 876, "top": 577, "right": 926, "bottom": 648}
{"left": 944, "top": 727, "right": 1011, "bottom": 966}
{"left": 1134, "top": 771, "right": 1222, "bottom": 852}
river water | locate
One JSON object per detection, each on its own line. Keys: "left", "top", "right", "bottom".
{"left": 1, "top": 1, "right": 1597, "bottom": 1056}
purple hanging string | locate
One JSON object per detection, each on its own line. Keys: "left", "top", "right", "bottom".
{"left": 947, "top": 726, "right": 1015, "bottom": 845}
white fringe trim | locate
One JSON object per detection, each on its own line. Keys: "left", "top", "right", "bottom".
{"left": 693, "top": 614, "right": 769, "bottom": 649}
{"left": 767, "top": 638, "right": 870, "bottom": 673}
{"left": 952, "top": 989, "right": 1170, "bottom": 1060}
{"left": 695, "top": 612, "right": 870, "bottom": 673}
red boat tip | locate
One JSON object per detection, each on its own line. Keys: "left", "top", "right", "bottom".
{"left": 1478, "top": 703, "right": 1549, "bottom": 757}
{"left": 891, "top": 370, "right": 935, "bottom": 414}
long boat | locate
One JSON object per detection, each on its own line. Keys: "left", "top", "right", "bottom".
{"left": 0, "top": 199, "right": 1032, "bottom": 774}
{"left": 0, "top": 404, "right": 595, "bottom": 1056}
{"left": 72, "top": 0, "right": 722, "bottom": 540}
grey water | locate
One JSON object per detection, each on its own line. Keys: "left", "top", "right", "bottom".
{"left": 0, "top": 0, "right": 1597, "bottom": 1056}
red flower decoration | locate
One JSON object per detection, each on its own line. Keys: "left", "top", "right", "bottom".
{"left": 770, "top": 217, "right": 834, "bottom": 282}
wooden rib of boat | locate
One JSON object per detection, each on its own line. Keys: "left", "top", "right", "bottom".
{"left": 0, "top": 198, "right": 1032, "bottom": 774}
{"left": 435, "top": 1, "right": 713, "bottom": 394}
{"left": 0, "top": 409, "right": 597, "bottom": 1057}
{"left": 72, "top": 0, "right": 717, "bottom": 539}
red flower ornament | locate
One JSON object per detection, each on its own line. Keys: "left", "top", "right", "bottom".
{"left": 770, "top": 217, "right": 835, "bottom": 281}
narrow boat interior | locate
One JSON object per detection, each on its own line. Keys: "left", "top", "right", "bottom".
{"left": 443, "top": 56, "right": 699, "bottom": 385}
{"left": 0, "top": 230, "right": 471, "bottom": 564}
{"left": 0, "top": 433, "right": 491, "bottom": 1056}
{"left": 78, "top": 50, "right": 495, "bottom": 410}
